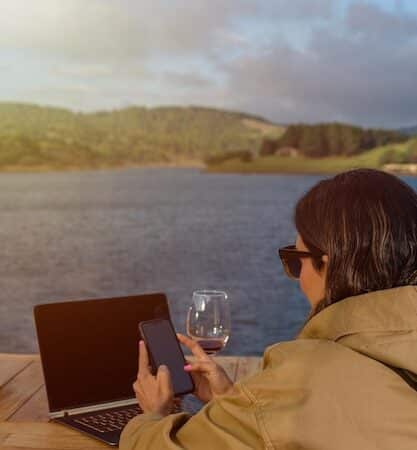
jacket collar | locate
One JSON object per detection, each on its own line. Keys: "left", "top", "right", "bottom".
{"left": 298, "top": 286, "right": 417, "bottom": 341}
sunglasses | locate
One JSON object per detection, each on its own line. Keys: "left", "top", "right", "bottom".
{"left": 278, "top": 245, "right": 324, "bottom": 279}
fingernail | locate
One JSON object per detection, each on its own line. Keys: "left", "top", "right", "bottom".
{"left": 139, "top": 340, "right": 144, "bottom": 345}
{"left": 160, "top": 365, "right": 168, "bottom": 371}
{"left": 184, "top": 364, "right": 192, "bottom": 370}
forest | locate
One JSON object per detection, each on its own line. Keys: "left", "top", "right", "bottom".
{"left": 259, "top": 123, "right": 408, "bottom": 158}
{"left": 0, "top": 103, "right": 280, "bottom": 170}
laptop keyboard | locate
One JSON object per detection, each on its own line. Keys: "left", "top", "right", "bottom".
{"left": 73, "top": 402, "right": 184, "bottom": 434}
{"left": 74, "top": 405, "right": 143, "bottom": 433}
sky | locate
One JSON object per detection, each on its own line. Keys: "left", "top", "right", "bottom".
{"left": 1, "top": 0, "right": 417, "bottom": 128}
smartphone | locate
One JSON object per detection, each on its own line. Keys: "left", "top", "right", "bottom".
{"left": 138, "top": 318, "right": 195, "bottom": 396}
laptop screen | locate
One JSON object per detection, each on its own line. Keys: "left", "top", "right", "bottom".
{"left": 34, "top": 293, "right": 170, "bottom": 412}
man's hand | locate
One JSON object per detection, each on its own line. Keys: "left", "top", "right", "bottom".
{"left": 178, "top": 333, "right": 233, "bottom": 403}
{"left": 132, "top": 340, "right": 174, "bottom": 416}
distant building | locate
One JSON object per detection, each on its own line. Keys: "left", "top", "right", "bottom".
{"left": 383, "top": 163, "right": 417, "bottom": 174}
{"left": 275, "top": 147, "right": 299, "bottom": 157}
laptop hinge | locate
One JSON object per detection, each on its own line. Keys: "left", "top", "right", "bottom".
{"left": 49, "top": 397, "right": 138, "bottom": 419}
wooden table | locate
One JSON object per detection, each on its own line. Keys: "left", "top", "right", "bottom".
{"left": 0, "top": 353, "right": 261, "bottom": 449}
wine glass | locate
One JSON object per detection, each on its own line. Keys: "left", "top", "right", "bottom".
{"left": 186, "top": 290, "right": 231, "bottom": 355}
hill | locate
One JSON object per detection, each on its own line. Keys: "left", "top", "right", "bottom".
{"left": 260, "top": 123, "right": 407, "bottom": 158}
{"left": 0, "top": 103, "right": 284, "bottom": 171}
{"left": 206, "top": 138, "right": 417, "bottom": 175}
{"left": 397, "top": 125, "right": 417, "bottom": 136}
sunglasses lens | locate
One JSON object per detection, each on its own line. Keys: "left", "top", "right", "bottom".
{"left": 283, "top": 257, "right": 302, "bottom": 279}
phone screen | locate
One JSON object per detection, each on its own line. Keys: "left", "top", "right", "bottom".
{"left": 139, "top": 319, "right": 194, "bottom": 396}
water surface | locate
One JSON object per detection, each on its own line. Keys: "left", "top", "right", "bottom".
{"left": 1, "top": 168, "right": 415, "bottom": 355}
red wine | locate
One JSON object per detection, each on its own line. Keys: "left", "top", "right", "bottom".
{"left": 196, "top": 339, "right": 225, "bottom": 354}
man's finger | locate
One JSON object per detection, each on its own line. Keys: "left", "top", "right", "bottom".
{"left": 157, "top": 365, "right": 173, "bottom": 395}
{"left": 184, "top": 360, "right": 214, "bottom": 374}
{"left": 176, "top": 333, "right": 210, "bottom": 360}
{"left": 138, "top": 340, "right": 151, "bottom": 377}
{"left": 133, "top": 380, "right": 143, "bottom": 395}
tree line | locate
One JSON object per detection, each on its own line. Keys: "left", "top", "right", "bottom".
{"left": 0, "top": 103, "right": 271, "bottom": 168}
{"left": 260, "top": 123, "right": 408, "bottom": 158}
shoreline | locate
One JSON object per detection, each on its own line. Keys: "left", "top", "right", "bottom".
{"left": 0, "top": 161, "right": 416, "bottom": 177}
{"left": 0, "top": 160, "right": 205, "bottom": 174}
{"left": 205, "top": 166, "right": 417, "bottom": 177}
{"left": 204, "top": 156, "right": 417, "bottom": 177}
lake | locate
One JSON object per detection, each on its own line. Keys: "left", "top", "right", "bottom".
{"left": 1, "top": 168, "right": 416, "bottom": 356}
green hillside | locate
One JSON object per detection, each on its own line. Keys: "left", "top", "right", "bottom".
{"left": 0, "top": 103, "right": 284, "bottom": 171}
{"left": 206, "top": 138, "right": 417, "bottom": 174}
{"left": 261, "top": 123, "right": 407, "bottom": 157}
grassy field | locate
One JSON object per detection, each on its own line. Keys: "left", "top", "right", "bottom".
{"left": 206, "top": 140, "right": 415, "bottom": 175}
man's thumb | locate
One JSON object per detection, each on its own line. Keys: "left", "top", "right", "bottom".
{"left": 157, "top": 364, "right": 170, "bottom": 379}
{"left": 157, "top": 365, "right": 173, "bottom": 391}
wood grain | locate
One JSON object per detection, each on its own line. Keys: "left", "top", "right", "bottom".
{"left": 0, "top": 422, "right": 107, "bottom": 449}
{"left": 0, "top": 355, "right": 36, "bottom": 389}
{"left": 7, "top": 387, "right": 49, "bottom": 423}
{"left": 0, "top": 354, "right": 262, "bottom": 449}
{"left": 0, "top": 360, "right": 44, "bottom": 422}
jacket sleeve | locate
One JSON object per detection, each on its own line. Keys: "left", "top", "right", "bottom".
{"left": 119, "top": 384, "right": 265, "bottom": 450}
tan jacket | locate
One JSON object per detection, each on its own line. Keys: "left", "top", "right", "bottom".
{"left": 120, "top": 286, "right": 417, "bottom": 449}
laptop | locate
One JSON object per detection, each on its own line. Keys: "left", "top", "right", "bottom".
{"left": 34, "top": 292, "right": 180, "bottom": 446}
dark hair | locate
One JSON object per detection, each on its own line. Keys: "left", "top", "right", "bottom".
{"left": 295, "top": 168, "right": 417, "bottom": 317}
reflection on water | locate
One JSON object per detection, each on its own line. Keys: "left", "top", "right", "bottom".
{"left": 1, "top": 168, "right": 415, "bottom": 355}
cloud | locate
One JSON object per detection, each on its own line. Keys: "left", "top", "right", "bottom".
{"left": 0, "top": 0, "right": 332, "bottom": 64}
{"left": 256, "top": 0, "right": 334, "bottom": 20}
{"left": 160, "top": 71, "right": 216, "bottom": 88}
{"left": 2, "top": 0, "right": 417, "bottom": 127}
{"left": 218, "top": 2, "right": 417, "bottom": 127}
{"left": 52, "top": 63, "right": 151, "bottom": 80}
{"left": 346, "top": 2, "right": 417, "bottom": 42}
{"left": 0, "top": 0, "right": 255, "bottom": 63}
{"left": 0, "top": 1, "right": 147, "bottom": 61}
{"left": 53, "top": 65, "right": 117, "bottom": 79}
